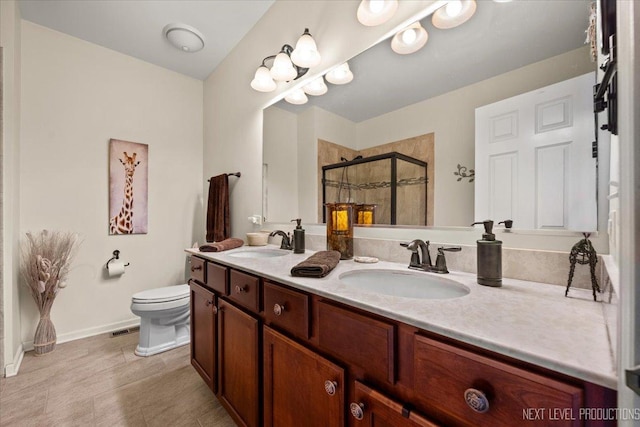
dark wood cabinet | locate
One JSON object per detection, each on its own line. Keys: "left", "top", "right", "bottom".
{"left": 218, "top": 299, "right": 260, "bottom": 427}
{"left": 189, "top": 280, "right": 217, "bottom": 392}
{"left": 263, "top": 326, "right": 344, "bottom": 427}
{"left": 350, "top": 381, "right": 438, "bottom": 427}
{"left": 263, "top": 280, "right": 310, "bottom": 340}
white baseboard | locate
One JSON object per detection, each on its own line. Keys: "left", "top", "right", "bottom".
{"left": 21, "top": 318, "right": 141, "bottom": 353}
{"left": 4, "top": 344, "right": 24, "bottom": 377}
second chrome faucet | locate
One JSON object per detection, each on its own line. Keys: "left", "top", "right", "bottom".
{"left": 400, "top": 239, "right": 461, "bottom": 274}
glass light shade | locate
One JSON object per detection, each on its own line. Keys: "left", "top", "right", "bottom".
{"left": 291, "top": 30, "right": 322, "bottom": 68}
{"left": 270, "top": 52, "right": 297, "bottom": 82}
{"left": 250, "top": 66, "right": 277, "bottom": 92}
{"left": 325, "top": 203, "right": 354, "bottom": 259}
{"left": 284, "top": 88, "right": 308, "bottom": 105}
{"left": 303, "top": 76, "right": 328, "bottom": 96}
{"left": 391, "top": 22, "right": 428, "bottom": 55}
{"left": 432, "top": 0, "right": 477, "bottom": 29}
{"left": 325, "top": 62, "right": 354, "bottom": 85}
{"left": 357, "top": 0, "right": 398, "bottom": 26}
{"left": 446, "top": 0, "right": 463, "bottom": 17}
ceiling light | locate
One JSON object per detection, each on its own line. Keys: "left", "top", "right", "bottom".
{"left": 432, "top": 0, "right": 477, "bottom": 29}
{"left": 325, "top": 62, "right": 354, "bottom": 85}
{"left": 250, "top": 66, "right": 277, "bottom": 92}
{"left": 163, "top": 23, "right": 205, "bottom": 53}
{"left": 285, "top": 88, "right": 308, "bottom": 105}
{"left": 291, "top": 28, "right": 322, "bottom": 68}
{"left": 391, "top": 22, "right": 428, "bottom": 55}
{"left": 303, "top": 76, "right": 328, "bottom": 96}
{"left": 357, "top": 0, "right": 398, "bottom": 26}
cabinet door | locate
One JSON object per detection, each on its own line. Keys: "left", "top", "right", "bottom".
{"left": 264, "top": 326, "right": 344, "bottom": 427}
{"left": 349, "top": 381, "right": 438, "bottom": 427}
{"left": 189, "top": 280, "right": 216, "bottom": 392}
{"left": 218, "top": 300, "right": 260, "bottom": 427}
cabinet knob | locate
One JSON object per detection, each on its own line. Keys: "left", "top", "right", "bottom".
{"left": 212, "top": 305, "right": 218, "bottom": 315}
{"left": 273, "top": 303, "right": 286, "bottom": 316}
{"left": 349, "top": 402, "right": 365, "bottom": 420}
{"left": 191, "top": 265, "right": 202, "bottom": 272}
{"left": 235, "top": 285, "right": 247, "bottom": 293}
{"left": 205, "top": 300, "right": 213, "bottom": 307}
{"left": 324, "top": 380, "right": 338, "bottom": 396}
{"left": 464, "top": 388, "right": 490, "bottom": 413}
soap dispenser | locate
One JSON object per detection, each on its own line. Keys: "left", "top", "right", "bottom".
{"left": 291, "top": 218, "right": 305, "bottom": 254}
{"left": 471, "top": 220, "right": 502, "bottom": 287}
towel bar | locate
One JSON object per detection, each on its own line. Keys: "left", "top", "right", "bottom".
{"left": 208, "top": 172, "right": 240, "bottom": 182}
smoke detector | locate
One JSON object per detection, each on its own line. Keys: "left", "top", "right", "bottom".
{"left": 163, "top": 23, "right": 205, "bottom": 53}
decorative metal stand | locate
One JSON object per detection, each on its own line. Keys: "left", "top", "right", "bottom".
{"left": 565, "top": 233, "right": 600, "bottom": 301}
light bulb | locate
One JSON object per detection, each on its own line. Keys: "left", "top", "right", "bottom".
{"left": 446, "top": 0, "right": 463, "bottom": 17}
{"left": 357, "top": 0, "right": 398, "bottom": 26}
{"left": 369, "top": 0, "right": 384, "bottom": 13}
{"left": 303, "top": 76, "right": 328, "bottom": 96}
{"left": 401, "top": 28, "right": 417, "bottom": 45}
{"left": 325, "top": 62, "right": 354, "bottom": 85}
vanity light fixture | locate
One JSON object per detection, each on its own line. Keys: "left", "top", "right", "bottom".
{"left": 357, "top": 0, "right": 398, "bottom": 26}
{"left": 303, "top": 76, "right": 328, "bottom": 96}
{"left": 325, "top": 62, "right": 354, "bottom": 85}
{"left": 285, "top": 88, "right": 309, "bottom": 105}
{"left": 163, "top": 23, "right": 205, "bottom": 53}
{"left": 432, "top": 0, "right": 477, "bottom": 30}
{"left": 391, "top": 22, "right": 428, "bottom": 54}
{"left": 250, "top": 28, "right": 321, "bottom": 93}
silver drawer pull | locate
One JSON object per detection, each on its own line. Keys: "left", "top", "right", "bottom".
{"left": 190, "top": 265, "right": 202, "bottom": 272}
{"left": 235, "top": 285, "right": 247, "bottom": 293}
{"left": 350, "top": 402, "right": 365, "bottom": 420}
{"left": 324, "top": 380, "right": 338, "bottom": 396}
{"left": 464, "top": 388, "right": 489, "bottom": 413}
{"left": 273, "top": 303, "right": 286, "bottom": 316}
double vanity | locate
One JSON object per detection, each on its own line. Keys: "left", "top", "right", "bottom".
{"left": 185, "top": 245, "right": 616, "bottom": 427}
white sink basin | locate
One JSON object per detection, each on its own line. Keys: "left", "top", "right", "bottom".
{"left": 339, "top": 269, "right": 470, "bottom": 300}
{"left": 228, "top": 249, "right": 288, "bottom": 259}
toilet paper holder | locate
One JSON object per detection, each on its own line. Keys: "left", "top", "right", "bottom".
{"left": 106, "top": 250, "right": 130, "bottom": 270}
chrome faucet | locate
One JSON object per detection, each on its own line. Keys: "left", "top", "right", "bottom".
{"left": 400, "top": 239, "right": 432, "bottom": 271}
{"left": 269, "top": 230, "right": 293, "bottom": 250}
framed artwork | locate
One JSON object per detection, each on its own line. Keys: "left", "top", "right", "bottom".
{"left": 109, "top": 139, "right": 148, "bottom": 234}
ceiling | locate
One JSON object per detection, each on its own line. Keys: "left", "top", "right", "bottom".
{"left": 19, "top": 0, "right": 275, "bottom": 80}
{"left": 19, "top": 1, "right": 593, "bottom": 121}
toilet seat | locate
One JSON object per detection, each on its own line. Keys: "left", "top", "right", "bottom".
{"left": 131, "top": 284, "right": 190, "bottom": 311}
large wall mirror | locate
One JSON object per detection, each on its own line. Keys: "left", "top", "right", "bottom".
{"left": 263, "top": 0, "right": 603, "bottom": 232}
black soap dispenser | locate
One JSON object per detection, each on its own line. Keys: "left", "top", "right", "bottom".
{"left": 471, "top": 220, "right": 502, "bottom": 287}
{"left": 291, "top": 218, "right": 305, "bottom": 254}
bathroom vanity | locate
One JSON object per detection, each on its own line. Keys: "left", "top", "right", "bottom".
{"left": 186, "top": 246, "right": 616, "bottom": 427}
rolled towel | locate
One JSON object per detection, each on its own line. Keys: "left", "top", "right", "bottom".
{"left": 199, "top": 238, "right": 244, "bottom": 252}
{"left": 291, "top": 251, "right": 341, "bottom": 278}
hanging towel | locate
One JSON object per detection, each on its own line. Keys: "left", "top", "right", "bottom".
{"left": 206, "top": 174, "right": 230, "bottom": 243}
{"left": 291, "top": 251, "right": 341, "bottom": 278}
{"left": 199, "top": 238, "right": 244, "bottom": 252}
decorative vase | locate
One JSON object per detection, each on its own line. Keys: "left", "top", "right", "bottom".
{"left": 33, "top": 315, "right": 56, "bottom": 355}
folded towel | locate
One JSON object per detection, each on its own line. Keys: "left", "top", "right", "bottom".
{"left": 291, "top": 251, "right": 341, "bottom": 278}
{"left": 206, "top": 174, "right": 230, "bottom": 243}
{"left": 199, "top": 238, "right": 244, "bottom": 252}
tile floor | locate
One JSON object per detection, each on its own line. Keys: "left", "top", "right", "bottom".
{"left": 0, "top": 332, "right": 236, "bottom": 427}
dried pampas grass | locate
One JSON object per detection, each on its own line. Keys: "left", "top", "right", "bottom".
{"left": 20, "top": 230, "right": 80, "bottom": 355}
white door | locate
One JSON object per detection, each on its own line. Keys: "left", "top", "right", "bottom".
{"left": 475, "top": 72, "right": 597, "bottom": 231}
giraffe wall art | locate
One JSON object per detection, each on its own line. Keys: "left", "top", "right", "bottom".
{"left": 109, "top": 139, "right": 148, "bottom": 235}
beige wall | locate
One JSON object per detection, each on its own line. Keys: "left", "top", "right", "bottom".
{"left": 18, "top": 22, "right": 203, "bottom": 346}
{"left": 1, "top": 0, "right": 22, "bottom": 376}
{"left": 356, "top": 46, "right": 596, "bottom": 226}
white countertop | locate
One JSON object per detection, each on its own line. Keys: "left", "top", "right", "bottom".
{"left": 185, "top": 245, "right": 617, "bottom": 390}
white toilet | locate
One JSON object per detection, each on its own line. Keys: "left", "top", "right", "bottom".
{"left": 130, "top": 284, "right": 190, "bottom": 356}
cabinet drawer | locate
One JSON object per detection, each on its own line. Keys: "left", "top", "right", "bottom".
{"left": 207, "top": 262, "right": 228, "bottom": 295}
{"left": 263, "top": 281, "right": 310, "bottom": 339}
{"left": 229, "top": 269, "right": 261, "bottom": 312}
{"left": 189, "top": 256, "right": 206, "bottom": 284}
{"left": 413, "top": 335, "right": 583, "bottom": 427}
{"left": 317, "top": 301, "right": 395, "bottom": 384}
